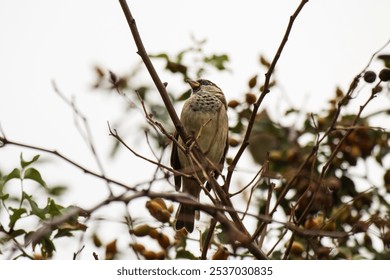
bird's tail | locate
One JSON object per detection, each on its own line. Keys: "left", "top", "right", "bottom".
{"left": 175, "top": 203, "right": 195, "bottom": 233}
{"left": 175, "top": 178, "right": 200, "bottom": 233}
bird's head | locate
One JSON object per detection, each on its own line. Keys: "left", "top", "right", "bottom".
{"left": 186, "top": 79, "right": 223, "bottom": 95}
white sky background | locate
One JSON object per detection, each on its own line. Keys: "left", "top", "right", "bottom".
{"left": 0, "top": 0, "right": 390, "bottom": 259}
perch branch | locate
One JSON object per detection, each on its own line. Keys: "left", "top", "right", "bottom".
{"left": 117, "top": 0, "right": 269, "bottom": 259}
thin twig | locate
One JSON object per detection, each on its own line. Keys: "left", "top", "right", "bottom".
{"left": 107, "top": 122, "right": 176, "bottom": 175}
{"left": 226, "top": 0, "right": 309, "bottom": 189}
{"left": 0, "top": 135, "right": 132, "bottom": 190}
{"left": 52, "top": 81, "right": 113, "bottom": 195}
{"left": 201, "top": 219, "right": 217, "bottom": 260}
{"left": 257, "top": 181, "right": 274, "bottom": 248}
{"left": 230, "top": 165, "right": 264, "bottom": 197}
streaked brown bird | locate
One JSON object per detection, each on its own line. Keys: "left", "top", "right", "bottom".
{"left": 171, "top": 79, "right": 228, "bottom": 233}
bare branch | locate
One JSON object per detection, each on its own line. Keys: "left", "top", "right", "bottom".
{"left": 117, "top": 2, "right": 247, "bottom": 239}
{"left": 226, "top": 0, "right": 310, "bottom": 188}
{"left": 117, "top": 0, "right": 185, "bottom": 140}
{"left": 0, "top": 135, "right": 132, "bottom": 191}
{"left": 117, "top": 0, "right": 312, "bottom": 259}
{"left": 52, "top": 81, "right": 114, "bottom": 195}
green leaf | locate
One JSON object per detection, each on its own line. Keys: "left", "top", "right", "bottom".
{"left": 9, "top": 207, "right": 27, "bottom": 229}
{"left": 216, "top": 229, "right": 229, "bottom": 244}
{"left": 39, "top": 235, "right": 56, "bottom": 258}
{"left": 203, "top": 54, "right": 229, "bottom": 70}
{"left": 23, "top": 192, "right": 47, "bottom": 219}
{"left": 176, "top": 89, "right": 191, "bottom": 101}
{"left": 3, "top": 168, "right": 21, "bottom": 184}
{"left": 374, "top": 251, "right": 390, "bottom": 260}
{"left": 340, "top": 175, "right": 357, "bottom": 197}
{"left": 176, "top": 249, "right": 197, "bottom": 260}
{"left": 9, "top": 229, "right": 26, "bottom": 238}
{"left": 166, "top": 61, "right": 187, "bottom": 75}
{"left": 24, "top": 167, "right": 47, "bottom": 188}
{"left": 20, "top": 153, "right": 40, "bottom": 169}
{"left": 150, "top": 53, "right": 169, "bottom": 60}
{"left": 176, "top": 49, "right": 189, "bottom": 63}
{"left": 47, "top": 185, "right": 68, "bottom": 196}
{"left": 335, "top": 246, "right": 353, "bottom": 259}
{"left": 0, "top": 193, "right": 9, "bottom": 201}
{"left": 45, "top": 198, "right": 64, "bottom": 217}
{"left": 135, "top": 86, "right": 149, "bottom": 100}
{"left": 54, "top": 229, "right": 74, "bottom": 238}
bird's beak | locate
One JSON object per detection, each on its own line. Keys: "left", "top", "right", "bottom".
{"left": 186, "top": 79, "right": 200, "bottom": 90}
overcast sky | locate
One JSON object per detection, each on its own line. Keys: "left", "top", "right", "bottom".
{"left": 1, "top": 0, "right": 390, "bottom": 259}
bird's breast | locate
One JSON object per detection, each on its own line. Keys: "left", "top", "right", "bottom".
{"left": 179, "top": 95, "right": 228, "bottom": 164}
{"left": 188, "top": 93, "right": 221, "bottom": 112}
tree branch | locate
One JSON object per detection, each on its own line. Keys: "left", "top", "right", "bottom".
{"left": 0, "top": 135, "right": 132, "bottom": 191}
{"left": 226, "top": 0, "right": 309, "bottom": 188}
{"left": 117, "top": 0, "right": 185, "bottom": 140}
{"left": 117, "top": 0, "right": 265, "bottom": 257}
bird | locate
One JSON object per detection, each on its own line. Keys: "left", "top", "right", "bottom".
{"left": 171, "top": 79, "right": 228, "bottom": 233}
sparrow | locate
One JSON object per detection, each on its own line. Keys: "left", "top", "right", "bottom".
{"left": 171, "top": 79, "right": 229, "bottom": 232}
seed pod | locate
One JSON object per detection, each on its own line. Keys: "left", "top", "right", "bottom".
{"left": 352, "top": 221, "right": 369, "bottom": 233}
{"left": 142, "top": 250, "right": 157, "bottom": 260}
{"left": 92, "top": 233, "right": 102, "bottom": 247}
{"left": 146, "top": 200, "right": 164, "bottom": 216}
{"left": 336, "top": 87, "right": 344, "bottom": 98}
{"left": 248, "top": 75, "right": 258, "bottom": 89}
{"left": 322, "top": 221, "right": 336, "bottom": 231}
{"left": 260, "top": 55, "right": 271, "bottom": 68}
{"left": 131, "top": 224, "right": 152, "bottom": 237}
{"left": 326, "top": 176, "right": 341, "bottom": 192}
{"left": 157, "top": 233, "right": 171, "bottom": 249}
{"left": 131, "top": 243, "right": 146, "bottom": 254}
{"left": 290, "top": 241, "right": 304, "bottom": 255}
{"left": 146, "top": 200, "right": 171, "bottom": 223}
{"left": 337, "top": 206, "right": 351, "bottom": 223}
{"left": 269, "top": 150, "right": 283, "bottom": 162}
{"left": 149, "top": 228, "right": 159, "bottom": 239}
{"left": 157, "top": 209, "right": 171, "bottom": 223}
{"left": 245, "top": 93, "right": 257, "bottom": 104}
{"left": 379, "top": 68, "right": 390, "bottom": 81}
{"left": 286, "top": 148, "right": 298, "bottom": 162}
{"left": 150, "top": 198, "right": 168, "bottom": 210}
{"left": 304, "top": 216, "right": 320, "bottom": 230}
{"left": 161, "top": 209, "right": 172, "bottom": 223}
{"left": 155, "top": 251, "right": 166, "bottom": 260}
{"left": 227, "top": 99, "right": 240, "bottom": 108}
{"left": 363, "top": 71, "right": 376, "bottom": 83}
{"left": 228, "top": 138, "right": 239, "bottom": 147}
{"left": 317, "top": 247, "right": 330, "bottom": 259}
{"left": 33, "top": 254, "right": 44, "bottom": 260}
{"left": 212, "top": 247, "right": 229, "bottom": 260}
{"left": 105, "top": 239, "right": 117, "bottom": 260}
